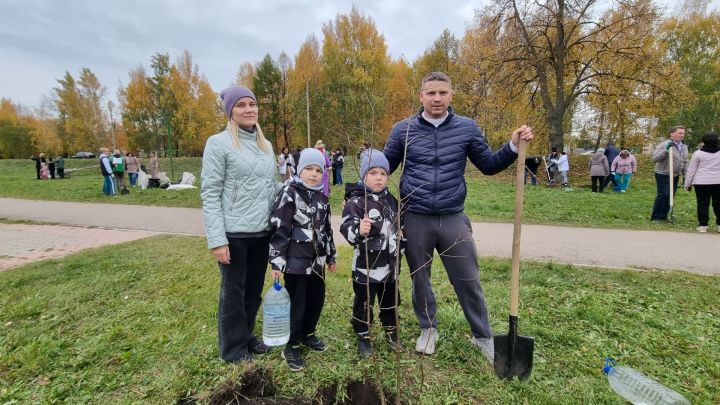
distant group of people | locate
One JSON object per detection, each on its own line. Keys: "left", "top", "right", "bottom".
{"left": 201, "top": 73, "right": 534, "bottom": 371}
{"left": 523, "top": 143, "right": 637, "bottom": 193}
{"left": 98, "top": 148, "right": 159, "bottom": 196}
{"left": 31, "top": 153, "right": 64, "bottom": 180}
{"left": 524, "top": 125, "right": 719, "bottom": 232}
{"left": 587, "top": 143, "right": 637, "bottom": 193}
{"left": 276, "top": 141, "right": 346, "bottom": 196}
{"left": 525, "top": 149, "right": 571, "bottom": 187}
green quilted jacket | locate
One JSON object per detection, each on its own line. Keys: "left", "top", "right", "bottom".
{"left": 201, "top": 127, "right": 280, "bottom": 249}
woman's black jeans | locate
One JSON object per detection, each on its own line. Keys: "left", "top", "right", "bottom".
{"left": 694, "top": 184, "right": 720, "bottom": 226}
{"left": 217, "top": 235, "right": 269, "bottom": 362}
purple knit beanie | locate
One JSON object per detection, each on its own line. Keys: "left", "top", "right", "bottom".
{"left": 220, "top": 86, "right": 256, "bottom": 118}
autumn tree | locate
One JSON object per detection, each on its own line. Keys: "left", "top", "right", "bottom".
{"left": 235, "top": 62, "right": 255, "bottom": 88}
{"left": 54, "top": 68, "right": 108, "bottom": 153}
{"left": 254, "top": 54, "right": 283, "bottom": 148}
{"left": 658, "top": 10, "right": 720, "bottom": 146}
{"left": 377, "top": 59, "right": 415, "bottom": 144}
{"left": 454, "top": 13, "right": 545, "bottom": 150}
{"left": 147, "top": 53, "right": 177, "bottom": 154}
{"left": 576, "top": 0, "right": 687, "bottom": 150}
{"left": 486, "top": 0, "right": 664, "bottom": 152}
{"left": 287, "top": 34, "right": 324, "bottom": 148}
{"left": 119, "top": 67, "right": 157, "bottom": 153}
{"left": 32, "top": 97, "right": 63, "bottom": 155}
{"left": 170, "top": 51, "right": 224, "bottom": 155}
{"left": 78, "top": 68, "right": 110, "bottom": 148}
{"left": 120, "top": 51, "right": 223, "bottom": 156}
{"left": 414, "top": 29, "right": 460, "bottom": 80}
{"left": 252, "top": 52, "right": 294, "bottom": 149}
{"left": 414, "top": 29, "right": 470, "bottom": 121}
{"left": 319, "top": 6, "right": 391, "bottom": 148}
{"left": 0, "top": 99, "right": 35, "bottom": 158}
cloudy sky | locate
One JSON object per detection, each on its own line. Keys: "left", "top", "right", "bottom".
{"left": 1, "top": 0, "right": 716, "bottom": 109}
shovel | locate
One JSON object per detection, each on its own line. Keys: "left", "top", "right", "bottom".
{"left": 494, "top": 138, "right": 535, "bottom": 380}
{"left": 668, "top": 142, "right": 675, "bottom": 225}
{"left": 542, "top": 155, "right": 552, "bottom": 186}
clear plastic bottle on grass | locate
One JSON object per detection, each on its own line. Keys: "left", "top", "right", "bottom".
{"left": 603, "top": 357, "right": 690, "bottom": 405}
{"left": 262, "top": 279, "right": 290, "bottom": 346}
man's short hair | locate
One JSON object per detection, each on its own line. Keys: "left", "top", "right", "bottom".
{"left": 669, "top": 125, "right": 685, "bottom": 134}
{"left": 421, "top": 72, "right": 452, "bottom": 87}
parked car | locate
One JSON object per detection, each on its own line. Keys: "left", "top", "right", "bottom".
{"left": 72, "top": 151, "right": 95, "bottom": 159}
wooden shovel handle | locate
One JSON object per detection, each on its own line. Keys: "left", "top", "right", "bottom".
{"left": 511, "top": 139, "right": 528, "bottom": 317}
{"left": 668, "top": 142, "right": 674, "bottom": 208}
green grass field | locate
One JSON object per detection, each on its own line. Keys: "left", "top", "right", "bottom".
{"left": 0, "top": 155, "right": 701, "bottom": 232}
{"left": 1, "top": 236, "right": 718, "bottom": 403}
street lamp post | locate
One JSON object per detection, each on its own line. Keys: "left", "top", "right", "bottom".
{"left": 163, "top": 110, "right": 175, "bottom": 181}
{"left": 108, "top": 101, "right": 116, "bottom": 151}
{"left": 306, "top": 80, "right": 311, "bottom": 147}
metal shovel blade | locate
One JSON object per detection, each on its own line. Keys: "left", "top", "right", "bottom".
{"left": 493, "top": 315, "right": 535, "bottom": 380}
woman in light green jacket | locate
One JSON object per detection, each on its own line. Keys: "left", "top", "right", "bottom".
{"left": 201, "top": 86, "right": 279, "bottom": 363}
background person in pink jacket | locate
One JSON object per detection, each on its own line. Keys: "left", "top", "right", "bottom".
{"left": 610, "top": 150, "right": 637, "bottom": 192}
{"left": 684, "top": 132, "right": 720, "bottom": 233}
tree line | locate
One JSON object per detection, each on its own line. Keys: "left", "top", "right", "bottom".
{"left": 1, "top": 1, "right": 718, "bottom": 159}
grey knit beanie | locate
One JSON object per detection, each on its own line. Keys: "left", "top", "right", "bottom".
{"left": 220, "top": 86, "right": 256, "bottom": 118}
{"left": 359, "top": 149, "right": 390, "bottom": 180}
{"left": 296, "top": 148, "right": 326, "bottom": 175}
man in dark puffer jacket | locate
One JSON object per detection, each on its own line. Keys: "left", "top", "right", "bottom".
{"left": 384, "top": 71, "right": 534, "bottom": 362}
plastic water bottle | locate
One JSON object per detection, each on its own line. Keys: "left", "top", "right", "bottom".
{"left": 603, "top": 357, "right": 690, "bottom": 405}
{"left": 262, "top": 279, "right": 290, "bottom": 346}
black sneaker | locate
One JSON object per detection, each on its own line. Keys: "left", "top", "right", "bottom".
{"left": 282, "top": 345, "right": 305, "bottom": 371}
{"left": 384, "top": 327, "right": 404, "bottom": 353}
{"left": 225, "top": 352, "right": 253, "bottom": 364}
{"left": 250, "top": 341, "right": 269, "bottom": 355}
{"left": 302, "top": 334, "right": 327, "bottom": 352}
{"left": 357, "top": 334, "right": 374, "bottom": 359}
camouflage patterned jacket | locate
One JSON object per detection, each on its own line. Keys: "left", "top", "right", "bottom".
{"left": 269, "top": 180, "right": 336, "bottom": 275}
{"left": 340, "top": 186, "right": 401, "bottom": 284}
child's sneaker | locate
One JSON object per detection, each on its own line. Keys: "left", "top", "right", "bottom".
{"left": 384, "top": 326, "right": 404, "bottom": 353}
{"left": 282, "top": 345, "right": 304, "bottom": 371}
{"left": 302, "top": 333, "right": 327, "bottom": 352}
{"left": 697, "top": 226, "right": 708, "bottom": 233}
{"left": 357, "top": 333, "right": 373, "bottom": 359}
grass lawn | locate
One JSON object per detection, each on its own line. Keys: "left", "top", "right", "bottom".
{"left": 0, "top": 155, "right": 700, "bottom": 232}
{"left": 1, "top": 236, "right": 718, "bottom": 403}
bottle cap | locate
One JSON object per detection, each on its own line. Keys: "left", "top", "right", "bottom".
{"left": 603, "top": 357, "right": 616, "bottom": 375}
{"left": 273, "top": 278, "right": 282, "bottom": 291}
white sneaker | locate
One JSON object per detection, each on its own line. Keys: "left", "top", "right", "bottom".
{"left": 697, "top": 226, "right": 708, "bottom": 233}
{"left": 471, "top": 337, "right": 494, "bottom": 363}
{"left": 415, "top": 328, "right": 438, "bottom": 355}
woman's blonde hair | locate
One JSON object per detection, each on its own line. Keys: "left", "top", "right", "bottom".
{"left": 227, "top": 120, "right": 270, "bottom": 152}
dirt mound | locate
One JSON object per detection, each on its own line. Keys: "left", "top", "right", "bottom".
{"left": 177, "top": 367, "right": 396, "bottom": 404}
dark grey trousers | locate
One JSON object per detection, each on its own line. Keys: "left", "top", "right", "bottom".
{"left": 404, "top": 212, "right": 493, "bottom": 339}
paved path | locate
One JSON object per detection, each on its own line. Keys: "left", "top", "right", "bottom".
{"left": 0, "top": 223, "right": 156, "bottom": 271}
{"left": 1, "top": 198, "right": 717, "bottom": 275}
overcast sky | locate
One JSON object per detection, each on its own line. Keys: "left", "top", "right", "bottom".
{"left": 1, "top": 0, "right": 716, "bottom": 109}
